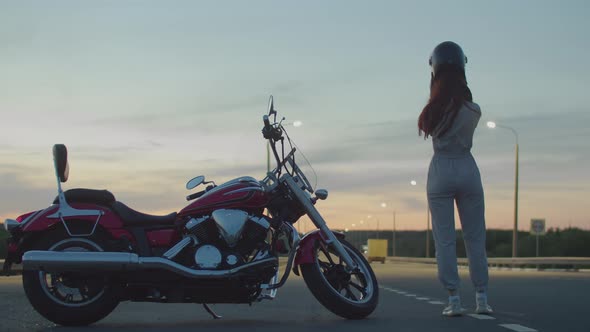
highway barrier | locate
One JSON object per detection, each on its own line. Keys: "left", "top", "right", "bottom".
{"left": 386, "top": 256, "right": 590, "bottom": 270}
{"left": 2, "top": 256, "right": 590, "bottom": 276}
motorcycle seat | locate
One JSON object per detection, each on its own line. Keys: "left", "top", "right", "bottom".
{"left": 52, "top": 188, "right": 116, "bottom": 206}
{"left": 110, "top": 201, "right": 177, "bottom": 226}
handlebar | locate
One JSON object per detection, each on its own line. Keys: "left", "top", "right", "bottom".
{"left": 186, "top": 190, "right": 205, "bottom": 201}
{"left": 262, "top": 115, "right": 283, "bottom": 140}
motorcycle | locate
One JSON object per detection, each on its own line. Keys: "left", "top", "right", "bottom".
{"left": 2, "top": 96, "right": 378, "bottom": 326}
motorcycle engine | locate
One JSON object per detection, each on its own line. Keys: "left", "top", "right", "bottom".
{"left": 184, "top": 209, "right": 270, "bottom": 269}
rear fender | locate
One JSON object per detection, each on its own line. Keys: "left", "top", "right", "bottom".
{"left": 293, "top": 229, "right": 345, "bottom": 274}
{"left": 10, "top": 204, "right": 132, "bottom": 263}
{"left": 21, "top": 203, "right": 124, "bottom": 232}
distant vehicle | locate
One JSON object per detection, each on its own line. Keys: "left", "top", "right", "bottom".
{"left": 367, "top": 239, "right": 387, "bottom": 264}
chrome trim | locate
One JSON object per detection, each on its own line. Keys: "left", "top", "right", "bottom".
{"left": 282, "top": 175, "right": 357, "bottom": 270}
{"left": 226, "top": 255, "right": 238, "bottom": 265}
{"left": 47, "top": 188, "right": 104, "bottom": 237}
{"left": 253, "top": 249, "right": 272, "bottom": 261}
{"left": 258, "top": 270, "right": 279, "bottom": 301}
{"left": 185, "top": 216, "right": 209, "bottom": 231}
{"left": 22, "top": 251, "right": 278, "bottom": 279}
{"left": 40, "top": 238, "right": 106, "bottom": 308}
{"left": 201, "top": 176, "right": 261, "bottom": 198}
{"left": 194, "top": 245, "right": 223, "bottom": 269}
{"left": 48, "top": 202, "right": 104, "bottom": 218}
{"left": 23, "top": 251, "right": 138, "bottom": 272}
{"left": 223, "top": 187, "right": 265, "bottom": 196}
{"left": 186, "top": 175, "right": 205, "bottom": 190}
{"left": 261, "top": 222, "right": 301, "bottom": 290}
{"left": 163, "top": 236, "right": 194, "bottom": 260}
{"left": 3, "top": 219, "right": 18, "bottom": 232}
{"left": 48, "top": 147, "right": 103, "bottom": 236}
{"left": 212, "top": 209, "right": 248, "bottom": 247}
{"left": 48, "top": 238, "right": 104, "bottom": 252}
{"left": 60, "top": 213, "right": 103, "bottom": 237}
{"left": 248, "top": 215, "right": 270, "bottom": 229}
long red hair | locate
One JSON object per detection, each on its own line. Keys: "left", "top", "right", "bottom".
{"left": 418, "top": 66, "right": 472, "bottom": 138}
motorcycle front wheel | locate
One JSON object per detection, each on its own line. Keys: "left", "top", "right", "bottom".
{"left": 300, "top": 239, "right": 378, "bottom": 319}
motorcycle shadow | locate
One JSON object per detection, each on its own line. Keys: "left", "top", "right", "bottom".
{"left": 37, "top": 317, "right": 378, "bottom": 332}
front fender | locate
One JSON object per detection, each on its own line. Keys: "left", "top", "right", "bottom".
{"left": 294, "top": 229, "right": 346, "bottom": 267}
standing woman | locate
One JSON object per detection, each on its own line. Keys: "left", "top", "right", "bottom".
{"left": 418, "top": 41, "right": 493, "bottom": 316}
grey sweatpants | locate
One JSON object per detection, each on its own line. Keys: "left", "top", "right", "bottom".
{"left": 427, "top": 153, "right": 489, "bottom": 292}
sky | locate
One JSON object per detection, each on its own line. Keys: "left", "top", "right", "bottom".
{"left": 1, "top": 0, "right": 589, "bottom": 232}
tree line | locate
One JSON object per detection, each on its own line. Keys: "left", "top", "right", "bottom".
{"left": 1, "top": 227, "right": 589, "bottom": 259}
{"left": 341, "top": 227, "right": 590, "bottom": 257}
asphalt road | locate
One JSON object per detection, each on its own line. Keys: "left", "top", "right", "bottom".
{"left": 0, "top": 263, "right": 588, "bottom": 332}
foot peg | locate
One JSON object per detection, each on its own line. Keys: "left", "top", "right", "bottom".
{"left": 203, "top": 304, "right": 222, "bottom": 319}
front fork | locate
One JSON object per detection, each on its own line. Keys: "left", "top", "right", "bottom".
{"left": 282, "top": 176, "right": 358, "bottom": 271}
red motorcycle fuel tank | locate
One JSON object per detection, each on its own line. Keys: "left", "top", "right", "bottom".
{"left": 178, "top": 176, "right": 269, "bottom": 217}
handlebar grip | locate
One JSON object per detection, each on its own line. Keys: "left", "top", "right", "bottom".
{"left": 186, "top": 190, "right": 205, "bottom": 201}
{"left": 263, "top": 115, "right": 270, "bottom": 127}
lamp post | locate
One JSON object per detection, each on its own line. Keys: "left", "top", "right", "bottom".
{"left": 359, "top": 219, "right": 365, "bottom": 248}
{"left": 487, "top": 121, "right": 519, "bottom": 258}
{"left": 381, "top": 202, "right": 396, "bottom": 257}
{"left": 411, "top": 180, "right": 431, "bottom": 258}
{"left": 366, "top": 214, "right": 380, "bottom": 239}
{"left": 351, "top": 223, "right": 357, "bottom": 248}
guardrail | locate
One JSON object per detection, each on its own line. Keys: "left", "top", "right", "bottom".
{"left": 3, "top": 256, "right": 590, "bottom": 276}
{"left": 387, "top": 256, "right": 590, "bottom": 269}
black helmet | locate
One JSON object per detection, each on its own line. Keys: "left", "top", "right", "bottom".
{"left": 429, "top": 41, "right": 467, "bottom": 77}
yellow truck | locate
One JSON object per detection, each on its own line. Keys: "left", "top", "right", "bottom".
{"left": 366, "top": 239, "right": 388, "bottom": 264}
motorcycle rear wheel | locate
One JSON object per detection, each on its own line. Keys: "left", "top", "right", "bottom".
{"left": 300, "top": 239, "right": 378, "bottom": 319}
{"left": 22, "top": 228, "right": 120, "bottom": 326}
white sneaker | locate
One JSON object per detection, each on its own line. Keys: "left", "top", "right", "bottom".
{"left": 442, "top": 296, "right": 466, "bottom": 317}
{"left": 475, "top": 293, "right": 493, "bottom": 315}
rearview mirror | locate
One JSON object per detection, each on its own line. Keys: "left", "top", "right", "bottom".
{"left": 186, "top": 176, "right": 205, "bottom": 190}
{"left": 268, "top": 95, "right": 276, "bottom": 116}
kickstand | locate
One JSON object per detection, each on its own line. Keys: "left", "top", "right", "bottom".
{"left": 203, "top": 304, "right": 222, "bottom": 319}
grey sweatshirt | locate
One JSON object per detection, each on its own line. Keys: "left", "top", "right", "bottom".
{"left": 431, "top": 101, "right": 481, "bottom": 156}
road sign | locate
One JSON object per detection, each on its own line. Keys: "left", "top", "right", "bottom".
{"left": 530, "top": 219, "right": 546, "bottom": 235}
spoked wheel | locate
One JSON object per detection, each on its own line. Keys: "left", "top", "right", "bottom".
{"left": 300, "top": 239, "right": 378, "bottom": 319}
{"left": 22, "top": 230, "right": 120, "bottom": 326}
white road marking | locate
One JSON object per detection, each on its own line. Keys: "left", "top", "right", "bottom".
{"left": 381, "top": 287, "right": 401, "bottom": 293}
{"left": 499, "top": 324, "right": 538, "bottom": 332}
{"left": 468, "top": 314, "right": 496, "bottom": 320}
{"left": 380, "top": 285, "right": 536, "bottom": 331}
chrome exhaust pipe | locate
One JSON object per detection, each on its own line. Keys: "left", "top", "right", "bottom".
{"left": 22, "top": 251, "right": 277, "bottom": 279}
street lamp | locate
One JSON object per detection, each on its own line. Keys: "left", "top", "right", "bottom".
{"left": 267, "top": 120, "right": 302, "bottom": 172}
{"left": 487, "top": 121, "right": 519, "bottom": 257}
{"left": 381, "top": 202, "right": 397, "bottom": 257}
{"left": 411, "top": 180, "right": 431, "bottom": 258}
{"left": 366, "top": 214, "right": 380, "bottom": 239}
{"left": 358, "top": 220, "right": 365, "bottom": 248}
